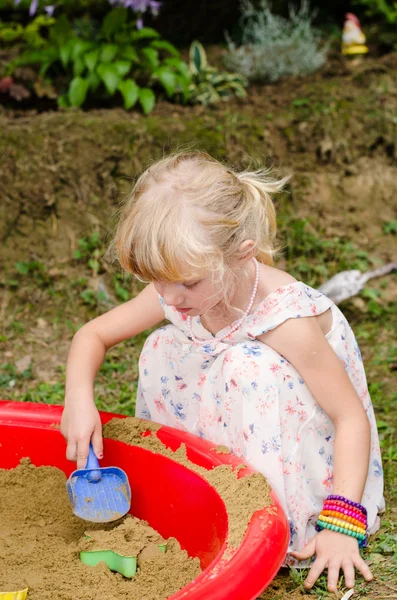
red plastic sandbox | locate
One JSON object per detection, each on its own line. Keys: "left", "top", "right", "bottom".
{"left": 0, "top": 400, "right": 289, "bottom": 599}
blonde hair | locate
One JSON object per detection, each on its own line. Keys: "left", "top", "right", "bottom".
{"left": 115, "top": 151, "right": 288, "bottom": 288}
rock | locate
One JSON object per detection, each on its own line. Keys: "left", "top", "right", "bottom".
{"left": 15, "top": 355, "right": 31, "bottom": 374}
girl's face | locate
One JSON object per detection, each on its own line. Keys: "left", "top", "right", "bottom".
{"left": 153, "top": 272, "right": 225, "bottom": 317}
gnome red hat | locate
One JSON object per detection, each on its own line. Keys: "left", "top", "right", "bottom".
{"left": 345, "top": 13, "right": 361, "bottom": 26}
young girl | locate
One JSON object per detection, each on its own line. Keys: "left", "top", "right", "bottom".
{"left": 61, "top": 151, "right": 384, "bottom": 593}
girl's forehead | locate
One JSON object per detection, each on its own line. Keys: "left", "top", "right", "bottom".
{"left": 158, "top": 271, "right": 209, "bottom": 284}
{"left": 153, "top": 262, "right": 212, "bottom": 284}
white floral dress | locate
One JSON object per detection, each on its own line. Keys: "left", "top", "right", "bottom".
{"left": 136, "top": 282, "right": 384, "bottom": 556}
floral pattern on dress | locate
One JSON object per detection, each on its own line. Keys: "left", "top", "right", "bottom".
{"left": 136, "top": 282, "right": 385, "bottom": 561}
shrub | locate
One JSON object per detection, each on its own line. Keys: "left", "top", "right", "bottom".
{"left": 224, "top": 0, "right": 328, "bottom": 83}
{"left": 187, "top": 41, "right": 247, "bottom": 106}
{"left": 7, "top": 7, "right": 189, "bottom": 112}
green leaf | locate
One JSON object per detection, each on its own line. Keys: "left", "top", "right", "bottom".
{"left": 15, "top": 262, "right": 30, "bottom": 275}
{"left": 292, "top": 98, "right": 309, "bottom": 107}
{"left": 73, "top": 56, "right": 85, "bottom": 76}
{"left": 118, "top": 79, "right": 139, "bottom": 110}
{"left": 174, "top": 74, "right": 190, "bottom": 103}
{"left": 97, "top": 63, "right": 120, "bottom": 95}
{"left": 84, "top": 50, "right": 99, "bottom": 73}
{"left": 114, "top": 60, "right": 132, "bottom": 78}
{"left": 100, "top": 44, "right": 118, "bottom": 63}
{"left": 208, "top": 73, "right": 226, "bottom": 86}
{"left": 59, "top": 41, "right": 72, "bottom": 67}
{"left": 122, "top": 47, "right": 139, "bottom": 62}
{"left": 57, "top": 93, "right": 70, "bottom": 109}
{"left": 150, "top": 39, "right": 180, "bottom": 57}
{"left": 39, "top": 62, "right": 52, "bottom": 77}
{"left": 130, "top": 27, "right": 160, "bottom": 41}
{"left": 141, "top": 47, "right": 159, "bottom": 69}
{"left": 50, "top": 15, "right": 73, "bottom": 44}
{"left": 68, "top": 77, "right": 89, "bottom": 107}
{"left": 87, "top": 71, "right": 101, "bottom": 92}
{"left": 102, "top": 7, "right": 128, "bottom": 39}
{"left": 189, "top": 40, "right": 207, "bottom": 75}
{"left": 71, "top": 39, "right": 92, "bottom": 61}
{"left": 138, "top": 87, "right": 156, "bottom": 114}
{"left": 155, "top": 67, "right": 176, "bottom": 97}
{"left": 383, "top": 220, "right": 397, "bottom": 234}
{"left": 164, "top": 57, "right": 191, "bottom": 79}
{"left": 114, "top": 280, "right": 130, "bottom": 302}
{"left": 49, "top": 15, "right": 72, "bottom": 45}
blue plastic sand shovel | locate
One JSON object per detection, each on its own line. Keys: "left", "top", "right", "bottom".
{"left": 66, "top": 445, "right": 131, "bottom": 522}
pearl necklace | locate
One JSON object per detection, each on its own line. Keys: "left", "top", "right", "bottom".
{"left": 187, "top": 257, "right": 260, "bottom": 344}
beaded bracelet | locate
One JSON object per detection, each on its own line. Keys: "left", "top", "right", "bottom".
{"left": 316, "top": 494, "right": 368, "bottom": 548}
{"left": 327, "top": 494, "right": 367, "bottom": 515}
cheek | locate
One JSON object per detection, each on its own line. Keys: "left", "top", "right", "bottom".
{"left": 196, "top": 282, "right": 223, "bottom": 308}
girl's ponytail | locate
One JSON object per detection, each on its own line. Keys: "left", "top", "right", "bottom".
{"left": 236, "top": 170, "right": 289, "bottom": 265}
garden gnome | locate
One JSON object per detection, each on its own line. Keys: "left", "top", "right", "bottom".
{"left": 342, "top": 13, "right": 368, "bottom": 55}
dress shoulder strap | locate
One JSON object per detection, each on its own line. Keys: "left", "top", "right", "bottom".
{"left": 244, "top": 282, "right": 334, "bottom": 338}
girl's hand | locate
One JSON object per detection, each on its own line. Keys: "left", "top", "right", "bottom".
{"left": 60, "top": 397, "right": 103, "bottom": 469}
{"left": 291, "top": 529, "right": 373, "bottom": 592}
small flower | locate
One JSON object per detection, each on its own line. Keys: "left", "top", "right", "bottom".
{"left": 261, "top": 441, "right": 270, "bottom": 454}
{"left": 271, "top": 435, "right": 281, "bottom": 453}
{"left": 322, "top": 469, "right": 333, "bottom": 489}
{"left": 29, "top": 0, "right": 38, "bottom": 16}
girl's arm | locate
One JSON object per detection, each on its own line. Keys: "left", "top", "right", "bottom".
{"left": 61, "top": 283, "right": 165, "bottom": 467}
{"left": 258, "top": 316, "right": 372, "bottom": 592}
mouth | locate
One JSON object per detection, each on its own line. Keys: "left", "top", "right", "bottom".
{"left": 176, "top": 307, "right": 192, "bottom": 313}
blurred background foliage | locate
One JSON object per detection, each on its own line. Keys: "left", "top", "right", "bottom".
{"left": 0, "top": 0, "right": 395, "bottom": 45}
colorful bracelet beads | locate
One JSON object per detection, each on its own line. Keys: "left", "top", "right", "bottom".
{"left": 316, "top": 494, "right": 368, "bottom": 547}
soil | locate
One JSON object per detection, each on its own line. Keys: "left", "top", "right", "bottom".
{"left": 0, "top": 458, "right": 201, "bottom": 600}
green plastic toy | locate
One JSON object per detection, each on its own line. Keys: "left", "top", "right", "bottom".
{"left": 80, "top": 543, "right": 167, "bottom": 578}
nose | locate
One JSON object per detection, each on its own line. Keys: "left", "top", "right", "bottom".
{"left": 161, "top": 284, "right": 185, "bottom": 307}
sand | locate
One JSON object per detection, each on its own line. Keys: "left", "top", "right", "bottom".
{"left": 0, "top": 416, "right": 273, "bottom": 599}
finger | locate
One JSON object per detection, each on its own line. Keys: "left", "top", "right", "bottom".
{"left": 327, "top": 560, "right": 342, "bottom": 593}
{"left": 91, "top": 425, "right": 104, "bottom": 460}
{"left": 290, "top": 537, "right": 316, "bottom": 562}
{"left": 353, "top": 555, "right": 373, "bottom": 582}
{"left": 342, "top": 560, "right": 355, "bottom": 589}
{"left": 304, "top": 557, "right": 327, "bottom": 589}
{"left": 76, "top": 440, "right": 90, "bottom": 469}
{"left": 66, "top": 439, "right": 77, "bottom": 462}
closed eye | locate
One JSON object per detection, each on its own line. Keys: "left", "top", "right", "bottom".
{"left": 183, "top": 281, "right": 200, "bottom": 290}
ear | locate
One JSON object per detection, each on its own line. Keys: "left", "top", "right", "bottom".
{"left": 238, "top": 240, "right": 255, "bottom": 264}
